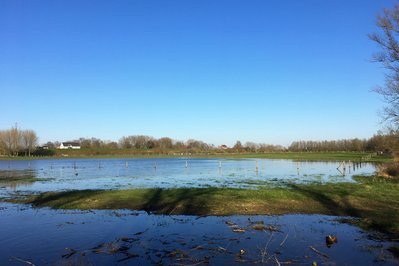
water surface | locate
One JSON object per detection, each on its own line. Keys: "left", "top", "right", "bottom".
{"left": 0, "top": 202, "right": 396, "bottom": 265}
{"left": 0, "top": 158, "right": 375, "bottom": 197}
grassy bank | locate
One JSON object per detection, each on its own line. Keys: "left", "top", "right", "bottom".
{"left": 15, "top": 175, "right": 399, "bottom": 239}
{"left": 0, "top": 151, "right": 393, "bottom": 163}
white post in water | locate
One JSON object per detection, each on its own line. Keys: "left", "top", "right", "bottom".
{"left": 348, "top": 160, "right": 351, "bottom": 174}
{"left": 219, "top": 161, "right": 222, "bottom": 169}
{"left": 185, "top": 160, "right": 188, "bottom": 168}
{"left": 125, "top": 161, "right": 128, "bottom": 168}
{"left": 256, "top": 160, "right": 259, "bottom": 171}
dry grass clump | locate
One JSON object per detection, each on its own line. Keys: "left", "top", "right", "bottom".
{"left": 378, "top": 163, "right": 399, "bottom": 178}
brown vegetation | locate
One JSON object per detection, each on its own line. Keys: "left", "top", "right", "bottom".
{"left": 0, "top": 126, "right": 38, "bottom": 157}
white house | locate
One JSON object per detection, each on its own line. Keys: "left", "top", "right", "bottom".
{"left": 59, "top": 142, "right": 81, "bottom": 149}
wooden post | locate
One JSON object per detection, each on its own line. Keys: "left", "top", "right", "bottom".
{"left": 337, "top": 161, "right": 342, "bottom": 170}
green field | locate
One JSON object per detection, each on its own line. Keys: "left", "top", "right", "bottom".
{"left": 0, "top": 150, "right": 393, "bottom": 163}
{"left": 15, "top": 175, "right": 399, "bottom": 240}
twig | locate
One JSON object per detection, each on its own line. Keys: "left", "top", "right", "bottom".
{"left": 217, "top": 246, "right": 227, "bottom": 252}
{"left": 279, "top": 233, "right": 289, "bottom": 247}
{"left": 274, "top": 254, "right": 281, "bottom": 266}
{"left": 11, "top": 257, "right": 36, "bottom": 266}
{"left": 191, "top": 244, "right": 206, "bottom": 251}
{"left": 260, "top": 232, "right": 274, "bottom": 263}
{"left": 168, "top": 204, "right": 179, "bottom": 215}
{"left": 265, "top": 232, "right": 274, "bottom": 250}
{"left": 309, "top": 246, "right": 329, "bottom": 258}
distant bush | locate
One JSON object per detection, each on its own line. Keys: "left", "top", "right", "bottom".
{"left": 32, "top": 148, "right": 56, "bottom": 157}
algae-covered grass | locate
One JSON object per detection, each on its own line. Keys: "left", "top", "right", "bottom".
{"left": 15, "top": 175, "right": 399, "bottom": 239}
{"left": 0, "top": 170, "right": 50, "bottom": 185}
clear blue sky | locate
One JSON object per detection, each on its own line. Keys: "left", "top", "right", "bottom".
{"left": 0, "top": 0, "right": 396, "bottom": 146}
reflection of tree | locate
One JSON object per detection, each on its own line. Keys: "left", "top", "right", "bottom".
{"left": 0, "top": 170, "right": 38, "bottom": 190}
{"left": 0, "top": 180, "right": 34, "bottom": 190}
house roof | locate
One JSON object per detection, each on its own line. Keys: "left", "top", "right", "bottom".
{"left": 62, "top": 142, "right": 80, "bottom": 146}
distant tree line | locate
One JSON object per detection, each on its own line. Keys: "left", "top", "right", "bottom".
{"left": 1, "top": 127, "right": 397, "bottom": 157}
{"left": 88, "top": 136, "right": 213, "bottom": 152}
{"left": 0, "top": 126, "right": 38, "bottom": 156}
{"left": 232, "top": 141, "right": 284, "bottom": 152}
{"left": 289, "top": 131, "right": 398, "bottom": 154}
{"left": 74, "top": 136, "right": 285, "bottom": 153}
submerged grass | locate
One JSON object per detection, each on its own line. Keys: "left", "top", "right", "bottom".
{"left": 0, "top": 176, "right": 39, "bottom": 183}
{"left": 0, "top": 175, "right": 52, "bottom": 190}
{"left": 13, "top": 175, "right": 399, "bottom": 239}
{"left": 0, "top": 170, "right": 52, "bottom": 184}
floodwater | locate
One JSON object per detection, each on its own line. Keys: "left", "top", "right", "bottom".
{"left": 0, "top": 158, "right": 375, "bottom": 197}
{"left": 1, "top": 158, "right": 395, "bottom": 265}
{"left": 0, "top": 202, "right": 397, "bottom": 265}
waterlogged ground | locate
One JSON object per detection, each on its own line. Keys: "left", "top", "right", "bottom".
{"left": 0, "top": 158, "right": 375, "bottom": 197}
{"left": 2, "top": 159, "right": 394, "bottom": 265}
{"left": 0, "top": 202, "right": 397, "bottom": 265}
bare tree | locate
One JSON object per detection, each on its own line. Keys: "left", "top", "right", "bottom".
{"left": 369, "top": 4, "right": 399, "bottom": 128}
{"left": 233, "top": 141, "right": 243, "bottom": 151}
{"left": 22, "top": 130, "right": 38, "bottom": 157}
{"left": 0, "top": 131, "right": 6, "bottom": 155}
{"left": 9, "top": 127, "right": 21, "bottom": 156}
{"left": 158, "top": 137, "right": 173, "bottom": 149}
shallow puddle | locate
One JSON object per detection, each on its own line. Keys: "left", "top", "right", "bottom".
{"left": 0, "top": 203, "right": 397, "bottom": 265}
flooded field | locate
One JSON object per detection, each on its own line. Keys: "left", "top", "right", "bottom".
{"left": 1, "top": 158, "right": 396, "bottom": 265}
{"left": 0, "top": 202, "right": 397, "bottom": 265}
{"left": 0, "top": 158, "right": 375, "bottom": 197}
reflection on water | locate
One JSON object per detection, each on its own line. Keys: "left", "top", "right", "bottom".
{"left": 0, "top": 169, "right": 38, "bottom": 191}
{"left": 0, "top": 158, "right": 376, "bottom": 197}
{"left": 0, "top": 203, "right": 396, "bottom": 265}
{"left": 0, "top": 180, "right": 35, "bottom": 190}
